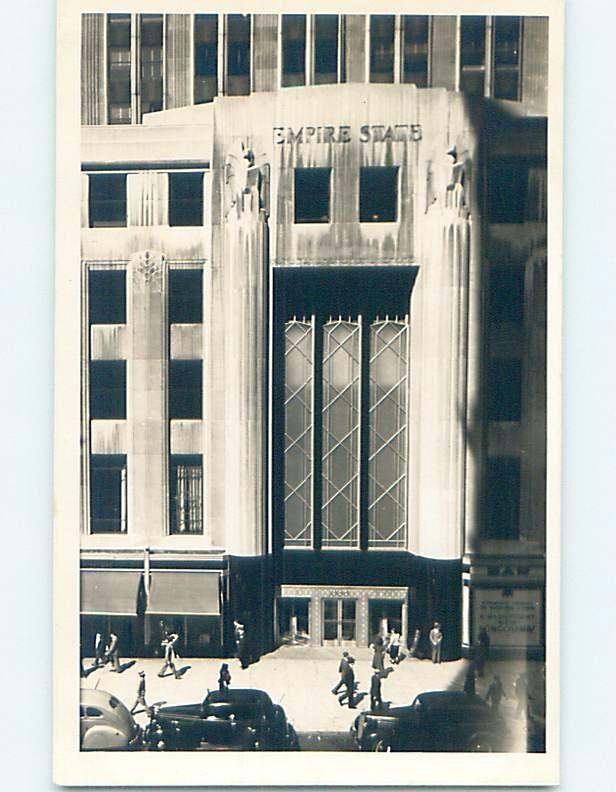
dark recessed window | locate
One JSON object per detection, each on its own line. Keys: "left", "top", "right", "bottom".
{"left": 370, "top": 15, "right": 395, "bottom": 83}
{"left": 294, "top": 168, "right": 331, "bottom": 223}
{"left": 402, "top": 15, "right": 429, "bottom": 87}
{"left": 107, "top": 14, "right": 132, "bottom": 124}
{"left": 90, "top": 455, "right": 127, "bottom": 534}
{"left": 194, "top": 14, "right": 218, "bottom": 104}
{"left": 170, "top": 360, "right": 202, "bottom": 419}
{"left": 89, "top": 361, "right": 127, "bottom": 419}
{"left": 89, "top": 174, "right": 127, "bottom": 228}
{"left": 169, "top": 269, "right": 203, "bottom": 324}
{"left": 360, "top": 167, "right": 398, "bottom": 223}
{"left": 139, "top": 14, "right": 163, "bottom": 119}
{"left": 168, "top": 172, "right": 204, "bottom": 227}
{"left": 226, "top": 14, "right": 251, "bottom": 96}
{"left": 487, "top": 159, "right": 527, "bottom": 224}
{"left": 488, "top": 267, "right": 524, "bottom": 325}
{"left": 493, "top": 16, "right": 521, "bottom": 100}
{"left": 282, "top": 15, "right": 306, "bottom": 87}
{"left": 314, "top": 15, "right": 339, "bottom": 84}
{"left": 488, "top": 358, "right": 522, "bottom": 422}
{"left": 89, "top": 270, "right": 126, "bottom": 325}
{"left": 460, "top": 16, "right": 486, "bottom": 96}
{"left": 483, "top": 456, "right": 520, "bottom": 540}
{"left": 169, "top": 454, "right": 203, "bottom": 534}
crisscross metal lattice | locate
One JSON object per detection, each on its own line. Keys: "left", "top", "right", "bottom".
{"left": 321, "top": 319, "right": 361, "bottom": 548}
{"left": 283, "top": 319, "right": 313, "bottom": 546}
{"left": 368, "top": 319, "right": 408, "bottom": 548}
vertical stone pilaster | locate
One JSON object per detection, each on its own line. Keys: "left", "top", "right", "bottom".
{"left": 128, "top": 250, "right": 168, "bottom": 541}
{"left": 343, "top": 15, "right": 366, "bottom": 83}
{"left": 253, "top": 14, "right": 278, "bottom": 92}
{"left": 430, "top": 16, "right": 457, "bottom": 91}
{"left": 521, "top": 17, "right": 549, "bottom": 115}
{"left": 166, "top": 14, "right": 192, "bottom": 110}
{"left": 81, "top": 13, "right": 106, "bottom": 125}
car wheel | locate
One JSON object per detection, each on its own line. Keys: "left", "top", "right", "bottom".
{"left": 374, "top": 738, "right": 392, "bottom": 753}
{"left": 468, "top": 733, "right": 495, "bottom": 752}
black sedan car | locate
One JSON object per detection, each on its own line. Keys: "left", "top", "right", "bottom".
{"left": 146, "top": 688, "right": 299, "bottom": 751}
{"left": 353, "top": 690, "right": 508, "bottom": 753}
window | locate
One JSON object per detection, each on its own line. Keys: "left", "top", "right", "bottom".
{"left": 90, "top": 455, "right": 127, "bottom": 534}
{"left": 314, "top": 15, "right": 339, "bottom": 84}
{"left": 139, "top": 15, "right": 163, "bottom": 119}
{"left": 226, "top": 14, "right": 251, "bottom": 96}
{"left": 294, "top": 168, "right": 331, "bottom": 223}
{"left": 169, "top": 269, "right": 203, "bottom": 324}
{"left": 360, "top": 167, "right": 398, "bottom": 222}
{"left": 169, "top": 360, "right": 202, "bottom": 419}
{"left": 483, "top": 457, "right": 520, "bottom": 540}
{"left": 194, "top": 14, "right": 218, "bottom": 104}
{"left": 89, "top": 361, "right": 126, "bottom": 419}
{"left": 488, "top": 358, "right": 522, "bottom": 422}
{"left": 88, "top": 270, "right": 126, "bottom": 325}
{"left": 487, "top": 159, "right": 527, "bottom": 224}
{"left": 402, "top": 16, "right": 429, "bottom": 87}
{"left": 281, "top": 15, "right": 306, "bottom": 87}
{"left": 370, "top": 15, "right": 395, "bottom": 83}
{"left": 460, "top": 16, "right": 487, "bottom": 96}
{"left": 493, "top": 16, "right": 521, "bottom": 100}
{"left": 88, "top": 174, "right": 127, "bottom": 228}
{"left": 168, "top": 172, "right": 204, "bottom": 227}
{"left": 169, "top": 455, "right": 203, "bottom": 534}
{"left": 488, "top": 267, "right": 524, "bottom": 325}
{"left": 107, "top": 14, "right": 132, "bottom": 124}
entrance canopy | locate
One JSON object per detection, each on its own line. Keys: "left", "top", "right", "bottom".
{"left": 147, "top": 571, "right": 220, "bottom": 616}
{"left": 81, "top": 569, "right": 141, "bottom": 616}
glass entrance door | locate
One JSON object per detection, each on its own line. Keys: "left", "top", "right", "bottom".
{"left": 322, "top": 598, "right": 356, "bottom": 646}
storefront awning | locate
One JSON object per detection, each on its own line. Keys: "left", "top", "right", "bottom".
{"left": 147, "top": 571, "right": 220, "bottom": 616}
{"left": 81, "top": 570, "right": 142, "bottom": 616}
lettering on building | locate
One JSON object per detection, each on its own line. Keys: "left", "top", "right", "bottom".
{"left": 273, "top": 124, "right": 423, "bottom": 145}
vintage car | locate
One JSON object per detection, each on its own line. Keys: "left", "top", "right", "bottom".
{"left": 353, "top": 690, "right": 508, "bottom": 753}
{"left": 146, "top": 688, "right": 299, "bottom": 751}
{"left": 80, "top": 688, "right": 142, "bottom": 751}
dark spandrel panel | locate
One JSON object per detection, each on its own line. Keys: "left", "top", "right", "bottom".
{"left": 483, "top": 456, "right": 521, "bottom": 540}
{"left": 487, "top": 159, "right": 527, "bottom": 224}
{"left": 488, "top": 267, "right": 524, "bottom": 325}
{"left": 89, "top": 360, "right": 127, "bottom": 419}
{"left": 488, "top": 358, "right": 522, "bottom": 422}
{"left": 89, "top": 270, "right": 126, "bottom": 325}
{"left": 90, "top": 455, "right": 126, "bottom": 534}
{"left": 169, "top": 360, "right": 203, "bottom": 419}
{"left": 89, "top": 173, "right": 127, "bottom": 228}
{"left": 168, "top": 172, "right": 204, "bottom": 227}
{"left": 314, "top": 15, "right": 338, "bottom": 84}
{"left": 282, "top": 15, "right": 306, "bottom": 86}
{"left": 370, "top": 14, "right": 395, "bottom": 83}
{"left": 493, "top": 69, "right": 520, "bottom": 101}
{"left": 294, "top": 168, "right": 331, "bottom": 223}
{"left": 360, "top": 166, "right": 398, "bottom": 223}
{"left": 169, "top": 269, "right": 203, "bottom": 324}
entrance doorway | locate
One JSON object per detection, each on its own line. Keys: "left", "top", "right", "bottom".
{"left": 322, "top": 598, "right": 357, "bottom": 645}
{"left": 368, "top": 600, "right": 403, "bottom": 645}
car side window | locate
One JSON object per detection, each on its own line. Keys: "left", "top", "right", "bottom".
{"left": 85, "top": 706, "right": 104, "bottom": 717}
{"left": 80, "top": 705, "right": 86, "bottom": 718}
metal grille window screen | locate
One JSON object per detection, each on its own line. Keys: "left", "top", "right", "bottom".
{"left": 170, "top": 455, "right": 204, "bottom": 534}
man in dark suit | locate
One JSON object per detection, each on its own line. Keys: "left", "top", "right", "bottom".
{"left": 331, "top": 651, "right": 350, "bottom": 695}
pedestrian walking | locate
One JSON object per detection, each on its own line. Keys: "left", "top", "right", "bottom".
{"left": 331, "top": 651, "right": 351, "bottom": 695}
{"left": 218, "top": 663, "right": 231, "bottom": 692}
{"left": 339, "top": 657, "right": 357, "bottom": 709}
{"left": 130, "top": 671, "right": 149, "bottom": 715}
{"left": 464, "top": 666, "right": 476, "bottom": 695}
{"left": 485, "top": 674, "right": 506, "bottom": 712}
{"left": 233, "top": 619, "right": 249, "bottom": 669}
{"left": 93, "top": 632, "right": 105, "bottom": 668}
{"left": 475, "top": 626, "right": 490, "bottom": 677}
{"left": 429, "top": 622, "right": 443, "bottom": 664}
{"left": 514, "top": 672, "right": 531, "bottom": 719}
{"left": 158, "top": 631, "right": 181, "bottom": 679}
{"left": 106, "top": 630, "right": 121, "bottom": 672}
{"left": 370, "top": 637, "right": 386, "bottom": 671}
{"left": 388, "top": 629, "right": 401, "bottom": 664}
{"left": 370, "top": 671, "right": 383, "bottom": 711}
{"left": 409, "top": 628, "right": 421, "bottom": 658}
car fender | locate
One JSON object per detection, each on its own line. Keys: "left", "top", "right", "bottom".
{"left": 82, "top": 724, "right": 129, "bottom": 751}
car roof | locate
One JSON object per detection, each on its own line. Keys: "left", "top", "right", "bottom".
{"left": 205, "top": 689, "right": 272, "bottom": 704}
{"left": 414, "top": 691, "right": 488, "bottom": 709}
{"left": 80, "top": 688, "right": 133, "bottom": 719}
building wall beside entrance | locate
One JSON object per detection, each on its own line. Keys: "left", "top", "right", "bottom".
{"left": 277, "top": 585, "right": 408, "bottom": 648}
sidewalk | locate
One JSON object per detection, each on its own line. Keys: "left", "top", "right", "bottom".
{"left": 81, "top": 646, "right": 543, "bottom": 751}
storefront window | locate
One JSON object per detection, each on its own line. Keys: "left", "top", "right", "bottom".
{"left": 277, "top": 599, "right": 310, "bottom": 644}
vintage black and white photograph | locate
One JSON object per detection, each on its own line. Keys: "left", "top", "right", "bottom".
{"left": 54, "top": 1, "right": 561, "bottom": 785}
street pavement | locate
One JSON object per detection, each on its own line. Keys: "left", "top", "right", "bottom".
{"left": 81, "top": 646, "right": 544, "bottom": 752}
